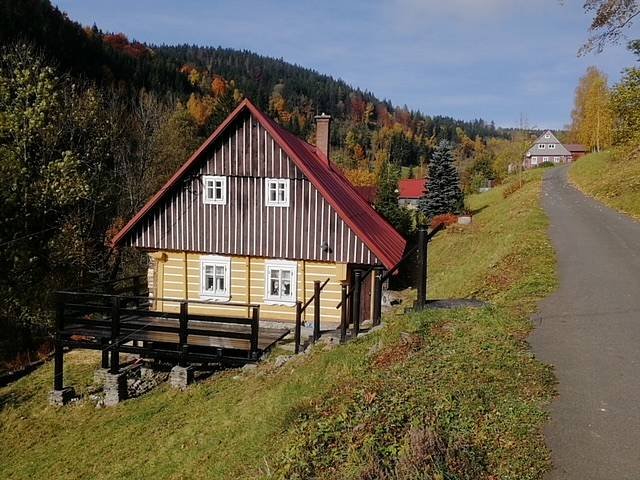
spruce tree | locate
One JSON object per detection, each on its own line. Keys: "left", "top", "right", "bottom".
{"left": 419, "top": 140, "right": 464, "bottom": 220}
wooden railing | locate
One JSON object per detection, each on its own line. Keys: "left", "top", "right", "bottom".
{"left": 53, "top": 291, "right": 262, "bottom": 390}
{"left": 293, "top": 278, "right": 330, "bottom": 353}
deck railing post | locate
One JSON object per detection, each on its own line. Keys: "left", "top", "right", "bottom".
{"left": 340, "top": 282, "right": 348, "bottom": 343}
{"left": 313, "top": 280, "right": 321, "bottom": 342}
{"left": 132, "top": 275, "right": 140, "bottom": 308}
{"left": 372, "top": 266, "right": 385, "bottom": 326}
{"left": 416, "top": 226, "right": 428, "bottom": 311}
{"left": 110, "top": 296, "right": 121, "bottom": 374}
{"left": 250, "top": 306, "right": 259, "bottom": 358}
{"left": 294, "top": 301, "right": 302, "bottom": 354}
{"left": 100, "top": 338, "right": 109, "bottom": 369}
{"left": 179, "top": 301, "right": 188, "bottom": 367}
{"left": 352, "top": 270, "right": 362, "bottom": 337}
{"left": 53, "top": 293, "right": 65, "bottom": 390}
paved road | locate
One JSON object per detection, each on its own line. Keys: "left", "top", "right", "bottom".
{"left": 530, "top": 166, "right": 640, "bottom": 479}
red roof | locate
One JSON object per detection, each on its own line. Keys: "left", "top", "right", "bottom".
{"left": 111, "top": 99, "right": 407, "bottom": 269}
{"left": 353, "top": 186, "right": 377, "bottom": 205}
{"left": 399, "top": 179, "right": 426, "bottom": 199}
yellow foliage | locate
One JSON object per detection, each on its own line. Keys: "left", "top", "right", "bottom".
{"left": 344, "top": 168, "right": 376, "bottom": 186}
{"left": 570, "top": 66, "right": 614, "bottom": 152}
{"left": 187, "top": 93, "right": 214, "bottom": 127}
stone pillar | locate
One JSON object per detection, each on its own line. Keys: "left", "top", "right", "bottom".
{"left": 48, "top": 387, "right": 75, "bottom": 406}
{"left": 93, "top": 368, "right": 109, "bottom": 386}
{"left": 104, "top": 371, "right": 128, "bottom": 406}
{"left": 169, "top": 365, "right": 194, "bottom": 389}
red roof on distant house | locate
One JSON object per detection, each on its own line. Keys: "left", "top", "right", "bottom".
{"left": 398, "top": 179, "right": 426, "bottom": 199}
{"left": 565, "top": 144, "right": 587, "bottom": 153}
{"left": 111, "top": 99, "right": 407, "bottom": 269}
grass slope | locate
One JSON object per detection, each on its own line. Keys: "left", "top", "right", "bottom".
{"left": 0, "top": 170, "right": 556, "bottom": 480}
{"left": 570, "top": 151, "right": 640, "bottom": 221}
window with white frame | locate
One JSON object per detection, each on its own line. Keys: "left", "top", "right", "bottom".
{"left": 554, "top": 156, "right": 560, "bottom": 163}
{"left": 203, "top": 176, "right": 227, "bottom": 205}
{"left": 200, "top": 256, "right": 231, "bottom": 301}
{"left": 531, "top": 156, "right": 538, "bottom": 165}
{"left": 265, "top": 178, "right": 289, "bottom": 207}
{"left": 264, "top": 260, "right": 297, "bottom": 304}
{"left": 539, "top": 144, "right": 546, "bottom": 149}
{"left": 543, "top": 156, "right": 549, "bottom": 162}
{"left": 544, "top": 133, "right": 551, "bottom": 138}
{"left": 549, "top": 144, "right": 556, "bottom": 149}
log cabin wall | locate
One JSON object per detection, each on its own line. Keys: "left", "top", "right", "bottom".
{"left": 153, "top": 251, "right": 345, "bottom": 325}
{"left": 127, "top": 111, "right": 379, "bottom": 266}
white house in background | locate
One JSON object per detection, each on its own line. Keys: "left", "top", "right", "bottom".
{"left": 523, "top": 130, "right": 573, "bottom": 169}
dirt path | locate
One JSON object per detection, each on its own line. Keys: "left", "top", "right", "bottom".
{"left": 530, "top": 166, "right": 640, "bottom": 479}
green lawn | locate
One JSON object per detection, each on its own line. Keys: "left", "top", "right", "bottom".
{"left": 0, "top": 170, "right": 556, "bottom": 480}
{"left": 570, "top": 151, "right": 640, "bottom": 221}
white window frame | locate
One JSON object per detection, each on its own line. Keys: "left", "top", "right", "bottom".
{"left": 203, "top": 175, "right": 227, "bottom": 205}
{"left": 200, "top": 255, "right": 231, "bottom": 301}
{"left": 543, "top": 156, "right": 549, "bottom": 162}
{"left": 539, "top": 144, "right": 546, "bottom": 149}
{"left": 264, "top": 260, "right": 297, "bottom": 305}
{"left": 544, "top": 133, "right": 551, "bottom": 139}
{"left": 549, "top": 144, "right": 556, "bottom": 149}
{"left": 531, "top": 156, "right": 538, "bottom": 165}
{"left": 554, "top": 156, "right": 560, "bottom": 163}
{"left": 264, "top": 178, "right": 290, "bottom": 207}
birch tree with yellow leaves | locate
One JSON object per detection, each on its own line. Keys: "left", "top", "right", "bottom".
{"left": 570, "top": 67, "right": 614, "bottom": 152}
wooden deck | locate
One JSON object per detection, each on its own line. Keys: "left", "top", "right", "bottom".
{"left": 62, "top": 315, "right": 289, "bottom": 352}
{"left": 53, "top": 290, "right": 290, "bottom": 390}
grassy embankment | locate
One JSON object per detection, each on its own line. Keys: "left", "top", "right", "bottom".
{"left": 0, "top": 169, "right": 556, "bottom": 480}
{"left": 570, "top": 151, "right": 640, "bottom": 220}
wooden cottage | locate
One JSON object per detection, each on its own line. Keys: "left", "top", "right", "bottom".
{"left": 111, "top": 99, "right": 407, "bottom": 329}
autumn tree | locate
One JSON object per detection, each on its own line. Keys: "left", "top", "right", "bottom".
{"left": 570, "top": 67, "right": 614, "bottom": 152}
{"left": 579, "top": 0, "right": 640, "bottom": 54}
{"left": 0, "top": 43, "right": 119, "bottom": 329}
{"left": 419, "top": 141, "right": 464, "bottom": 220}
{"left": 611, "top": 64, "right": 640, "bottom": 152}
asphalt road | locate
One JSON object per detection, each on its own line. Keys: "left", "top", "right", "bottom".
{"left": 530, "top": 166, "right": 640, "bottom": 479}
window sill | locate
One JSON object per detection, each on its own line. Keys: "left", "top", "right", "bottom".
{"left": 200, "top": 295, "right": 231, "bottom": 303}
{"left": 264, "top": 299, "right": 296, "bottom": 307}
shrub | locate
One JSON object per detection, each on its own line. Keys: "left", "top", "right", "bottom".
{"left": 431, "top": 213, "right": 458, "bottom": 228}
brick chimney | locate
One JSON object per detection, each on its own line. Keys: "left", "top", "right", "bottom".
{"left": 314, "top": 113, "right": 332, "bottom": 163}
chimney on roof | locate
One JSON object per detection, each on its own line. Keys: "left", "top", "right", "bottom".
{"left": 314, "top": 113, "right": 332, "bottom": 163}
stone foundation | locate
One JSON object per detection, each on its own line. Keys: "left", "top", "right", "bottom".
{"left": 169, "top": 365, "right": 194, "bottom": 389}
{"left": 49, "top": 387, "right": 76, "bottom": 406}
{"left": 93, "top": 368, "right": 109, "bottom": 385}
{"left": 104, "top": 371, "right": 128, "bottom": 406}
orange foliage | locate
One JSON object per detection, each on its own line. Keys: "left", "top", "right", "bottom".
{"left": 211, "top": 77, "right": 228, "bottom": 97}
{"left": 103, "top": 33, "right": 150, "bottom": 59}
{"left": 187, "top": 94, "right": 215, "bottom": 127}
{"left": 430, "top": 214, "right": 458, "bottom": 228}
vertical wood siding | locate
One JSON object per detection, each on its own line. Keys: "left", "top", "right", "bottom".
{"left": 126, "top": 111, "right": 379, "bottom": 266}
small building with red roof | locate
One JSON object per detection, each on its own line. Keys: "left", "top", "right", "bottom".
{"left": 398, "top": 178, "right": 426, "bottom": 209}
{"left": 111, "top": 99, "right": 406, "bottom": 326}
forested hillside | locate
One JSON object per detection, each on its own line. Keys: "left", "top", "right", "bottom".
{"left": 0, "top": 0, "right": 507, "bottom": 365}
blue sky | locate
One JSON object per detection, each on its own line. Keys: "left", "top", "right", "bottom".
{"left": 53, "top": 0, "right": 639, "bottom": 129}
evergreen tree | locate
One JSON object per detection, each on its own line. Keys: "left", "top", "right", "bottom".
{"left": 374, "top": 159, "right": 413, "bottom": 237}
{"left": 419, "top": 140, "right": 464, "bottom": 220}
